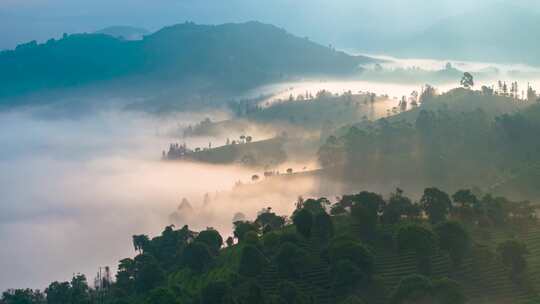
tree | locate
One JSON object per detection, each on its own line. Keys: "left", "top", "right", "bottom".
{"left": 452, "top": 189, "right": 479, "bottom": 221}
{"left": 134, "top": 254, "right": 165, "bottom": 293}
{"left": 45, "top": 281, "right": 71, "bottom": 304}
{"left": 116, "top": 258, "right": 136, "bottom": 294}
{"left": 435, "top": 221, "right": 471, "bottom": 267}
{"left": 1, "top": 289, "right": 44, "bottom": 304}
{"left": 481, "top": 85, "right": 494, "bottom": 96}
{"left": 497, "top": 239, "right": 529, "bottom": 281}
{"left": 233, "top": 221, "right": 259, "bottom": 242}
{"left": 292, "top": 208, "right": 313, "bottom": 238}
{"left": 419, "top": 84, "right": 437, "bottom": 103}
{"left": 381, "top": 188, "right": 415, "bottom": 225}
{"left": 328, "top": 238, "right": 375, "bottom": 281}
{"left": 395, "top": 224, "right": 437, "bottom": 275}
{"left": 527, "top": 85, "right": 537, "bottom": 102}
{"left": 421, "top": 187, "right": 452, "bottom": 224}
{"left": 70, "top": 274, "right": 90, "bottom": 304}
{"left": 182, "top": 242, "right": 213, "bottom": 272}
{"left": 302, "top": 198, "right": 330, "bottom": 215}
{"left": 255, "top": 208, "right": 285, "bottom": 231}
{"left": 238, "top": 245, "right": 267, "bottom": 277}
{"left": 226, "top": 237, "right": 234, "bottom": 247}
{"left": 460, "top": 72, "right": 474, "bottom": 89}
{"left": 196, "top": 229, "right": 223, "bottom": 255}
{"left": 132, "top": 234, "right": 150, "bottom": 254}
{"left": 338, "top": 191, "right": 384, "bottom": 214}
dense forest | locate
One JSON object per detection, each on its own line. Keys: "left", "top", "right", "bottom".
{"left": 3, "top": 186, "right": 539, "bottom": 304}
{"left": 0, "top": 22, "right": 370, "bottom": 104}
{"left": 319, "top": 87, "right": 540, "bottom": 199}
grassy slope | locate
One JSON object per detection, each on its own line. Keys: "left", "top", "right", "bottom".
{"left": 189, "top": 137, "right": 286, "bottom": 166}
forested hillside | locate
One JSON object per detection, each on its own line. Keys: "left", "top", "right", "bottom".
{"left": 3, "top": 187, "right": 539, "bottom": 304}
{"left": 0, "top": 22, "right": 370, "bottom": 104}
{"left": 319, "top": 88, "right": 540, "bottom": 199}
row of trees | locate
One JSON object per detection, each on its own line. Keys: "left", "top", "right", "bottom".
{"left": 3, "top": 186, "right": 536, "bottom": 304}
{"left": 319, "top": 93, "right": 540, "bottom": 193}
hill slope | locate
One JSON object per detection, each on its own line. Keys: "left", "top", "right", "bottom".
{"left": 95, "top": 26, "right": 149, "bottom": 40}
{"left": 0, "top": 22, "right": 371, "bottom": 104}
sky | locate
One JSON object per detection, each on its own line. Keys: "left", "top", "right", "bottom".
{"left": 2, "top": 0, "right": 539, "bottom": 51}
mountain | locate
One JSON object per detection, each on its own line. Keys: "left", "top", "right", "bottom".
{"left": 0, "top": 21, "right": 372, "bottom": 105}
{"left": 95, "top": 26, "right": 149, "bottom": 40}
{"left": 397, "top": 5, "right": 540, "bottom": 65}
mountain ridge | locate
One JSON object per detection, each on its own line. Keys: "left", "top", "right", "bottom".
{"left": 0, "top": 21, "right": 372, "bottom": 106}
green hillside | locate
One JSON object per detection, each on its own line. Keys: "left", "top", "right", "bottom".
{"left": 321, "top": 89, "right": 539, "bottom": 199}
{"left": 5, "top": 187, "right": 540, "bottom": 304}
{"left": 0, "top": 22, "right": 371, "bottom": 105}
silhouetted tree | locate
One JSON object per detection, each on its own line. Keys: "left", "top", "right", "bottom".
{"left": 233, "top": 221, "right": 259, "bottom": 242}
{"left": 196, "top": 229, "right": 223, "bottom": 255}
{"left": 45, "top": 281, "right": 71, "bottom": 304}
{"left": 134, "top": 254, "right": 165, "bottom": 293}
{"left": 421, "top": 187, "right": 452, "bottom": 224}
{"left": 256, "top": 208, "right": 285, "bottom": 231}
{"left": 460, "top": 72, "right": 474, "bottom": 89}
{"left": 132, "top": 234, "right": 150, "bottom": 254}
{"left": 1, "top": 289, "right": 45, "bottom": 304}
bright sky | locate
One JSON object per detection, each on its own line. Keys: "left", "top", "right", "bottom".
{"left": 1, "top": 0, "right": 538, "bottom": 50}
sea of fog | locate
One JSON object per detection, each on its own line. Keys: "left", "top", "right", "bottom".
{"left": 3, "top": 55, "right": 540, "bottom": 291}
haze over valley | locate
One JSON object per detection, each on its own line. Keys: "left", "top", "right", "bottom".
{"left": 2, "top": 2, "right": 540, "bottom": 304}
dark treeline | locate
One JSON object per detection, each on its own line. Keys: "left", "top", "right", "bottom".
{"left": 3, "top": 186, "right": 538, "bottom": 304}
{"left": 0, "top": 22, "right": 369, "bottom": 104}
{"left": 319, "top": 88, "right": 540, "bottom": 198}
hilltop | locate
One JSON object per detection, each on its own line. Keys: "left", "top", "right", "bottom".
{"left": 0, "top": 21, "right": 371, "bottom": 106}
{"left": 95, "top": 26, "right": 149, "bottom": 40}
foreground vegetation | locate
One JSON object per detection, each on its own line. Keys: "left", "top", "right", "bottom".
{"left": 4, "top": 185, "right": 540, "bottom": 304}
